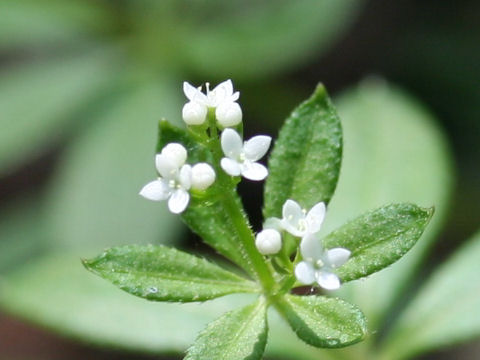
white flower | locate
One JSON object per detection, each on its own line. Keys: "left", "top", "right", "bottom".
{"left": 255, "top": 229, "right": 282, "bottom": 255}
{"left": 182, "top": 80, "right": 242, "bottom": 126}
{"left": 265, "top": 199, "right": 326, "bottom": 238}
{"left": 139, "top": 143, "right": 215, "bottom": 214}
{"left": 220, "top": 128, "right": 271, "bottom": 181}
{"left": 294, "top": 233, "right": 350, "bottom": 290}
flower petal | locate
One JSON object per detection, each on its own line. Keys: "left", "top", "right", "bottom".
{"left": 281, "top": 199, "right": 304, "bottom": 237}
{"left": 326, "top": 248, "right": 351, "bottom": 268}
{"left": 241, "top": 162, "right": 268, "bottom": 181}
{"left": 179, "top": 164, "right": 192, "bottom": 190}
{"left": 295, "top": 261, "right": 316, "bottom": 285}
{"left": 264, "top": 217, "right": 282, "bottom": 231}
{"left": 299, "top": 233, "right": 323, "bottom": 262}
{"left": 221, "top": 157, "right": 241, "bottom": 176}
{"left": 155, "top": 154, "right": 178, "bottom": 180}
{"left": 183, "top": 81, "right": 198, "bottom": 101}
{"left": 230, "top": 91, "right": 240, "bottom": 102}
{"left": 139, "top": 179, "right": 170, "bottom": 201}
{"left": 243, "top": 135, "right": 271, "bottom": 162}
{"left": 221, "top": 128, "right": 243, "bottom": 159}
{"left": 315, "top": 271, "right": 341, "bottom": 290}
{"left": 212, "top": 79, "right": 234, "bottom": 104}
{"left": 168, "top": 189, "right": 190, "bottom": 214}
{"left": 183, "top": 81, "right": 207, "bottom": 104}
{"left": 305, "top": 202, "right": 326, "bottom": 234}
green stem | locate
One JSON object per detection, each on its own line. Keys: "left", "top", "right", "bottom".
{"left": 196, "top": 109, "right": 276, "bottom": 293}
{"left": 222, "top": 193, "right": 275, "bottom": 293}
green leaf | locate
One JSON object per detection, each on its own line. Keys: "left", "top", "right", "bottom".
{"left": 274, "top": 294, "right": 367, "bottom": 348}
{"left": 0, "top": 250, "right": 256, "bottom": 353}
{"left": 263, "top": 84, "right": 342, "bottom": 219}
{"left": 323, "top": 203, "right": 433, "bottom": 282}
{"left": 185, "top": 298, "right": 268, "bottom": 360}
{"left": 84, "top": 244, "right": 258, "bottom": 302}
{"left": 182, "top": 0, "right": 362, "bottom": 79}
{"left": 325, "top": 80, "right": 453, "bottom": 328}
{"left": 0, "top": 0, "right": 113, "bottom": 48}
{"left": 380, "top": 229, "right": 480, "bottom": 360}
{"left": 0, "top": 49, "right": 119, "bottom": 174}
{"left": 46, "top": 81, "right": 183, "bottom": 256}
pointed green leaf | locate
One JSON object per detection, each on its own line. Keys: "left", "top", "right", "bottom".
{"left": 275, "top": 294, "right": 366, "bottom": 348}
{"left": 263, "top": 84, "right": 342, "bottom": 219}
{"left": 323, "top": 203, "right": 433, "bottom": 282}
{"left": 185, "top": 298, "right": 268, "bottom": 360}
{"left": 380, "top": 229, "right": 480, "bottom": 360}
{"left": 156, "top": 121, "right": 259, "bottom": 279}
{"left": 84, "top": 245, "right": 258, "bottom": 303}
{"left": 326, "top": 80, "right": 453, "bottom": 329}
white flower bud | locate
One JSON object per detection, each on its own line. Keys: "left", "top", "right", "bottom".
{"left": 255, "top": 229, "right": 282, "bottom": 255}
{"left": 161, "top": 143, "right": 187, "bottom": 167}
{"left": 216, "top": 101, "right": 242, "bottom": 127}
{"left": 191, "top": 163, "right": 215, "bottom": 190}
{"left": 182, "top": 101, "right": 207, "bottom": 125}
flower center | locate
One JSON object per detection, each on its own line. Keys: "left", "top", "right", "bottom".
{"left": 297, "top": 219, "right": 307, "bottom": 232}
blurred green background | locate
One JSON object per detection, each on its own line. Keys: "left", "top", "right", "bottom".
{"left": 0, "top": 0, "right": 479, "bottom": 359}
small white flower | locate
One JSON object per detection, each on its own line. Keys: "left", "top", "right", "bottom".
{"left": 139, "top": 143, "right": 215, "bottom": 214}
{"left": 265, "top": 199, "right": 326, "bottom": 238}
{"left": 182, "top": 80, "right": 242, "bottom": 126}
{"left": 255, "top": 229, "right": 282, "bottom": 255}
{"left": 294, "top": 233, "right": 350, "bottom": 290}
{"left": 220, "top": 128, "right": 271, "bottom": 181}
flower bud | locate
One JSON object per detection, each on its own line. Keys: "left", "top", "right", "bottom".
{"left": 161, "top": 143, "right": 187, "bottom": 167}
{"left": 255, "top": 229, "right": 282, "bottom": 255}
{"left": 216, "top": 101, "right": 242, "bottom": 127}
{"left": 182, "top": 101, "right": 207, "bottom": 125}
{"left": 191, "top": 163, "right": 216, "bottom": 190}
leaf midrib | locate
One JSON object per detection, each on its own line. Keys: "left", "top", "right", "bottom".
{"left": 98, "top": 267, "right": 256, "bottom": 288}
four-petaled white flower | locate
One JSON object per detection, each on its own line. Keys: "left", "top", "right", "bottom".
{"left": 220, "top": 128, "right": 271, "bottom": 181}
{"left": 139, "top": 143, "right": 215, "bottom": 214}
{"left": 182, "top": 79, "right": 242, "bottom": 127}
{"left": 295, "top": 233, "right": 350, "bottom": 290}
{"left": 265, "top": 199, "right": 326, "bottom": 238}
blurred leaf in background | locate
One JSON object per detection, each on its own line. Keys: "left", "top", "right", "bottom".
{"left": 0, "top": 79, "right": 457, "bottom": 360}
{"left": 0, "top": 0, "right": 364, "bottom": 358}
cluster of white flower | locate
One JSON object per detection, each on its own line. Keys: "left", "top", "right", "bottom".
{"left": 139, "top": 143, "right": 216, "bottom": 214}
{"left": 182, "top": 80, "right": 242, "bottom": 127}
{"left": 140, "top": 80, "right": 271, "bottom": 213}
{"left": 256, "top": 199, "right": 350, "bottom": 290}
{"left": 140, "top": 79, "right": 349, "bottom": 291}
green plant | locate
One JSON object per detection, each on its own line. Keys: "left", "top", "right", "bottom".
{"left": 82, "top": 80, "right": 432, "bottom": 359}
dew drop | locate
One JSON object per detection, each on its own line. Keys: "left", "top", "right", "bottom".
{"left": 147, "top": 286, "right": 158, "bottom": 294}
